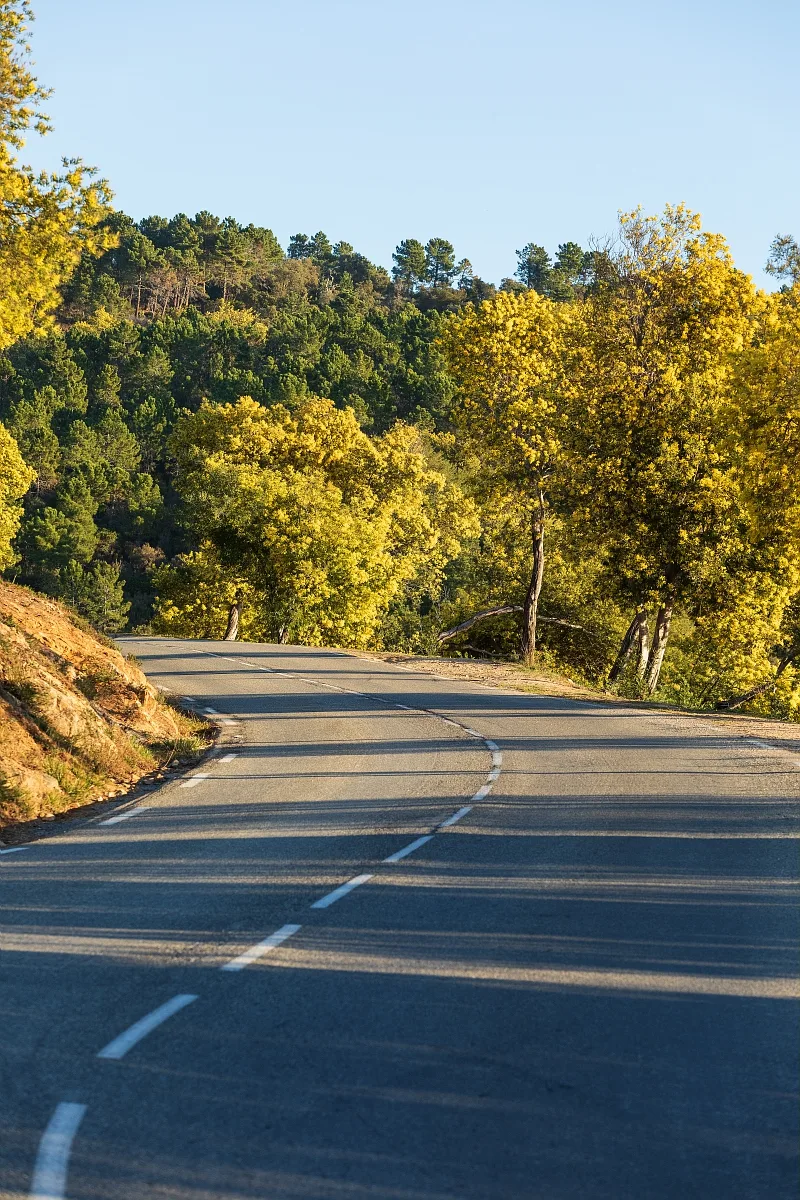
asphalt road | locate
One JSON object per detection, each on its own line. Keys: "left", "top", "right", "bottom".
{"left": 1, "top": 638, "right": 798, "bottom": 1199}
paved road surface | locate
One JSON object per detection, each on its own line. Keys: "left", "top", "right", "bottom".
{"left": 1, "top": 639, "right": 798, "bottom": 1199}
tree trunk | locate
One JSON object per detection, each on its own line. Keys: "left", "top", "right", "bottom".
{"left": 635, "top": 615, "right": 650, "bottom": 678}
{"left": 608, "top": 610, "right": 649, "bottom": 684}
{"left": 520, "top": 498, "right": 545, "bottom": 668}
{"left": 437, "top": 605, "right": 523, "bottom": 644}
{"left": 643, "top": 603, "right": 673, "bottom": 694}
{"left": 223, "top": 596, "right": 242, "bottom": 641}
{"left": 716, "top": 647, "right": 798, "bottom": 711}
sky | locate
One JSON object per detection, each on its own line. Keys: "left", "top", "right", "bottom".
{"left": 23, "top": 0, "right": 799, "bottom": 288}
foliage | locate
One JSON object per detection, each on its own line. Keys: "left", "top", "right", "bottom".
{"left": 154, "top": 396, "right": 477, "bottom": 646}
{"left": 0, "top": 420, "right": 34, "bottom": 567}
{"left": 0, "top": 11, "right": 795, "bottom": 733}
{"left": 0, "top": 2, "right": 115, "bottom": 349}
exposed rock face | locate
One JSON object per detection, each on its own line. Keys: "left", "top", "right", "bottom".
{"left": 0, "top": 581, "right": 197, "bottom": 827}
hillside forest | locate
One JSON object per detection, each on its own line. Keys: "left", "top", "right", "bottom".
{"left": 0, "top": 2, "right": 799, "bottom": 720}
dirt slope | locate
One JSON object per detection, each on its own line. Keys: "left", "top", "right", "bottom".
{"left": 0, "top": 580, "right": 204, "bottom": 828}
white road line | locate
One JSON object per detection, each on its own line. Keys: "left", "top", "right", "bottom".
{"left": 0, "top": 845, "right": 27, "bottom": 854}
{"left": 221, "top": 923, "right": 301, "bottom": 971}
{"left": 97, "top": 994, "right": 198, "bottom": 1060}
{"left": 180, "top": 773, "right": 210, "bottom": 789}
{"left": 204, "top": 707, "right": 220, "bottom": 715}
{"left": 218, "top": 753, "right": 238, "bottom": 763}
{"left": 30, "top": 1101, "right": 87, "bottom": 1200}
{"left": 182, "top": 696, "right": 195, "bottom": 702}
{"left": 221, "top": 719, "right": 238, "bottom": 726}
{"left": 311, "top": 873, "right": 373, "bottom": 908}
{"left": 191, "top": 647, "right": 505, "bottom": 871}
{"left": 383, "top": 835, "right": 433, "bottom": 863}
{"left": 99, "top": 806, "right": 150, "bottom": 826}
{"left": 439, "top": 805, "right": 473, "bottom": 827}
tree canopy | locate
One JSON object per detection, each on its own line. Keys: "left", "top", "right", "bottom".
{"left": 0, "top": 0, "right": 794, "bottom": 722}
{"left": 154, "top": 396, "right": 476, "bottom": 646}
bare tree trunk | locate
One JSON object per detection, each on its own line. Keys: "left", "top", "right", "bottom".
{"left": 437, "top": 605, "right": 523, "bottom": 644}
{"left": 520, "top": 495, "right": 545, "bottom": 668}
{"left": 608, "top": 610, "right": 649, "bottom": 684}
{"left": 644, "top": 603, "right": 673, "bottom": 694}
{"left": 716, "top": 647, "right": 799, "bottom": 711}
{"left": 635, "top": 615, "right": 650, "bottom": 678}
{"left": 223, "top": 596, "right": 242, "bottom": 641}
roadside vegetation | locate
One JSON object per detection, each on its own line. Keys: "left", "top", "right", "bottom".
{"left": 0, "top": 2, "right": 798, "bottom": 723}
{"left": 0, "top": 578, "right": 209, "bottom": 827}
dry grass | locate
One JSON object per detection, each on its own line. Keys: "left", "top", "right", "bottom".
{"left": 0, "top": 580, "right": 211, "bottom": 830}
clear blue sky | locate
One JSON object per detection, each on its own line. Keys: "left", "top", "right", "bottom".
{"left": 24, "top": 0, "right": 798, "bottom": 287}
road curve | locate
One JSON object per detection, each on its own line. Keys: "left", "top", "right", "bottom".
{"left": 1, "top": 638, "right": 798, "bottom": 1199}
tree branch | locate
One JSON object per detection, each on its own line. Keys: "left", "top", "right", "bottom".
{"left": 437, "top": 606, "right": 587, "bottom": 645}
{"left": 715, "top": 647, "right": 799, "bottom": 711}
{"left": 437, "top": 605, "right": 522, "bottom": 643}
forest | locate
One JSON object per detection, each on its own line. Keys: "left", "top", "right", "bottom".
{"left": 0, "top": 1, "right": 799, "bottom": 720}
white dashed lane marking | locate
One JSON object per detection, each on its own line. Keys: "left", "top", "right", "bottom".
{"left": 99, "top": 806, "right": 150, "bottom": 826}
{"left": 221, "top": 923, "right": 301, "bottom": 972}
{"left": 383, "top": 835, "right": 434, "bottom": 863}
{"left": 439, "top": 805, "right": 473, "bottom": 828}
{"left": 30, "top": 1102, "right": 87, "bottom": 1200}
{"left": 97, "top": 994, "right": 198, "bottom": 1061}
{"left": 311, "top": 874, "right": 374, "bottom": 909}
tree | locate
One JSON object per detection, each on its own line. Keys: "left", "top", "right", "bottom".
{"left": 0, "top": 420, "right": 34, "bottom": 567}
{"left": 0, "top": 1, "right": 115, "bottom": 349}
{"left": 60, "top": 559, "right": 130, "bottom": 634}
{"left": 766, "top": 235, "right": 800, "bottom": 287}
{"left": 438, "top": 289, "right": 574, "bottom": 664}
{"left": 424, "top": 238, "right": 456, "bottom": 288}
{"left": 392, "top": 239, "right": 427, "bottom": 291}
{"left": 570, "top": 206, "right": 761, "bottom": 692}
{"left": 287, "top": 233, "right": 312, "bottom": 259}
{"left": 154, "top": 396, "right": 476, "bottom": 646}
{"left": 515, "top": 243, "right": 551, "bottom": 292}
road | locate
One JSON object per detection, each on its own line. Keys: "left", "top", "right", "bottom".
{"left": 1, "top": 638, "right": 798, "bottom": 1199}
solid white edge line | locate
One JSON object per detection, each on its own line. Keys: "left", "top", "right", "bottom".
{"left": 99, "top": 806, "right": 150, "bottom": 827}
{"left": 0, "top": 845, "right": 27, "bottom": 854}
{"left": 383, "top": 835, "right": 433, "bottom": 863}
{"left": 96, "top": 994, "right": 198, "bottom": 1060}
{"left": 311, "top": 873, "right": 373, "bottom": 909}
{"left": 221, "top": 923, "right": 301, "bottom": 971}
{"left": 30, "top": 1101, "right": 87, "bottom": 1200}
{"left": 439, "top": 805, "right": 473, "bottom": 828}
{"left": 204, "top": 707, "right": 220, "bottom": 714}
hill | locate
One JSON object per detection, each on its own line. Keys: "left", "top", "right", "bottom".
{"left": 0, "top": 580, "right": 206, "bottom": 829}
